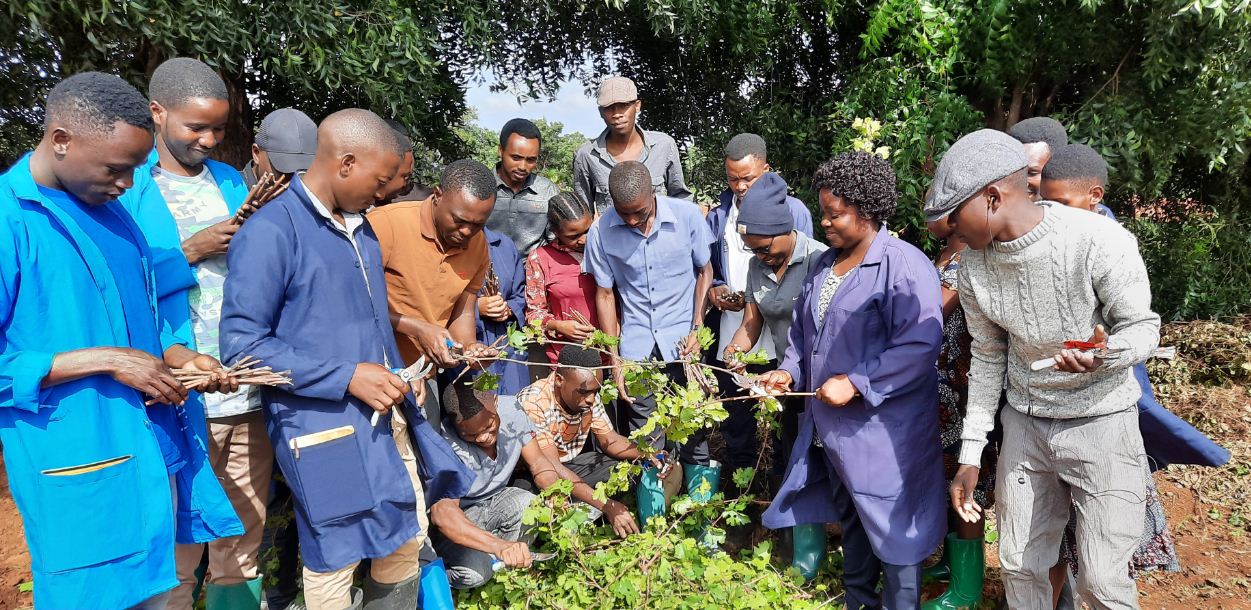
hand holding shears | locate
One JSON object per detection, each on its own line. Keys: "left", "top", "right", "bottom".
{"left": 1030, "top": 326, "right": 1122, "bottom": 373}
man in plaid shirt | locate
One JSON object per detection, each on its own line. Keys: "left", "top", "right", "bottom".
{"left": 516, "top": 345, "right": 657, "bottom": 486}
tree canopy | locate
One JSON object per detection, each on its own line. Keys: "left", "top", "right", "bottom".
{"left": 3, "top": 0, "right": 1250, "bottom": 316}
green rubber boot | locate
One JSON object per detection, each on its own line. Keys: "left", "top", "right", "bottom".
{"left": 683, "top": 462, "right": 721, "bottom": 549}
{"left": 921, "top": 535, "right": 984, "bottom": 609}
{"left": 205, "top": 577, "right": 263, "bottom": 610}
{"left": 683, "top": 461, "right": 721, "bottom": 502}
{"left": 362, "top": 572, "right": 420, "bottom": 610}
{"left": 190, "top": 557, "right": 208, "bottom": 605}
{"left": 791, "top": 523, "right": 827, "bottom": 581}
{"left": 922, "top": 533, "right": 955, "bottom": 583}
{"left": 638, "top": 464, "right": 668, "bottom": 526}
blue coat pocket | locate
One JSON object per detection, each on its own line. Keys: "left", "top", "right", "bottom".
{"left": 288, "top": 426, "right": 377, "bottom": 525}
{"left": 36, "top": 455, "right": 147, "bottom": 572}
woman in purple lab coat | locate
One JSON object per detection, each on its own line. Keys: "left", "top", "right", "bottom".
{"left": 760, "top": 152, "right": 946, "bottom": 609}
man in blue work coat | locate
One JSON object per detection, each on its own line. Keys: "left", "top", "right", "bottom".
{"left": 0, "top": 72, "right": 241, "bottom": 610}
{"left": 474, "top": 228, "right": 529, "bottom": 395}
{"left": 221, "top": 108, "right": 472, "bottom": 610}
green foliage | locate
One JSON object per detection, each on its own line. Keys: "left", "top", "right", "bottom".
{"left": 1147, "top": 318, "right": 1251, "bottom": 392}
{"left": 515, "top": 0, "right": 1250, "bottom": 259}
{"left": 693, "top": 325, "right": 716, "bottom": 351}
{"left": 585, "top": 329, "right": 620, "bottom": 349}
{"left": 1, "top": 0, "right": 500, "bottom": 165}
{"left": 471, "top": 371, "right": 501, "bottom": 392}
{"left": 4, "top": 0, "right": 1249, "bottom": 312}
{"left": 849, "top": 0, "right": 1251, "bottom": 204}
{"left": 731, "top": 349, "right": 772, "bottom": 367}
{"left": 458, "top": 478, "right": 836, "bottom": 610}
{"left": 1127, "top": 209, "right": 1251, "bottom": 320}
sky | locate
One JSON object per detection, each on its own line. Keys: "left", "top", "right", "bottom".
{"left": 464, "top": 77, "right": 603, "bottom": 138}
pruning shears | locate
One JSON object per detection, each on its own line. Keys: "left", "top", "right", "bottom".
{"left": 490, "top": 551, "right": 557, "bottom": 572}
{"left": 369, "top": 356, "right": 434, "bottom": 427}
{"left": 444, "top": 337, "right": 465, "bottom": 360}
{"left": 641, "top": 450, "right": 677, "bottom": 479}
{"left": 1029, "top": 340, "right": 1129, "bottom": 371}
{"left": 393, "top": 355, "right": 434, "bottom": 384}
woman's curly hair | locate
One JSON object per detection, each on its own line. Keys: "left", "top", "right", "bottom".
{"left": 811, "top": 152, "right": 898, "bottom": 223}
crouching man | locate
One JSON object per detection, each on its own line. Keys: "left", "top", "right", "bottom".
{"left": 431, "top": 378, "right": 640, "bottom": 588}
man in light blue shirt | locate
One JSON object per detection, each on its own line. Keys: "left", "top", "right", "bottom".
{"left": 583, "top": 160, "right": 716, "bottom": 494}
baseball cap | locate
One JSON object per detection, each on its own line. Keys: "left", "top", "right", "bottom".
{"left": 255, "top": 108, "right": 317, "bottom": 174}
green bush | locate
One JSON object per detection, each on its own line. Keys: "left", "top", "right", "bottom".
{"left": 455, "top": 480, "right": 842, "bottom": 610}
{"left": 1126, "top": 208, "right": 1251, "bottom": 321}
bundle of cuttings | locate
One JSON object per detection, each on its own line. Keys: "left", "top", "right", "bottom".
{"left": 678, "top": 345, "right": 719, "bottom": 396}
{"left": 482, "top": 261, "right": 501, "bottom": 297}
{"left": 232, "top": 172, "right": 290, "bottom": 224}
{"left": 566, "top": 308, "right": 594, "bottom": 328}
{"left": 173, "top": 355, "right": 293, "bottom": 391}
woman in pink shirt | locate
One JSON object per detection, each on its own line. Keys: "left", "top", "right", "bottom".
{"left": 524, "top": 192, "right": 600, "bottom": 363}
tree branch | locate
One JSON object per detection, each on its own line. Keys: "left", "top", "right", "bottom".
{"left": 1074, "top": 47, "right": 1135, "bottom": 117}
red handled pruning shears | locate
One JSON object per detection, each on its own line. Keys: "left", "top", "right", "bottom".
{"left": 1030, "top": 340, "right": 1129, "bottom": 371}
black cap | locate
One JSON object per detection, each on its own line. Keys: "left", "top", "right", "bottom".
{"left": 255, "top": 108, "right": 317, "bottom": 174}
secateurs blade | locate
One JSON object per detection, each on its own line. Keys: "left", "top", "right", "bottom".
{"left": 369, "top": 356, "right": 434, "bottom": 426}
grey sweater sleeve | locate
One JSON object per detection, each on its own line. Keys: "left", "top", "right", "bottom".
{"left": 957, "top": 260, "right": 1008, "bottom": 466}
{"left": 1090, "top": 227, "right": 1160, "bottom": 371}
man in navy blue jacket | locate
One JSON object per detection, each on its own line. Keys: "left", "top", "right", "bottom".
{"left": 221, "top": 108, "right": 471, "bottom": 610}
{"left": 703, "top": 134, "right": 813, "bottom": 501}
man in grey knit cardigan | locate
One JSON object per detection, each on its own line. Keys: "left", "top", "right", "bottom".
{"left": 925, "top": 129, "right": 1160, "bottom": 610}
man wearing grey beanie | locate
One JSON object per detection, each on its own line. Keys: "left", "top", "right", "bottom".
{"left": 928, "top": 129, "right": 1160, "bottom": 609}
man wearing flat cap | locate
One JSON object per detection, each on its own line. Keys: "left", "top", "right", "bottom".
{"left": 573, "top": 75, "right": 691, "bottom": 214}
{"left": 240, "top": 106, "right": 319, "bottom": 610}
{"left": 930, "top": 129, "right": 1160, "bottom": 609}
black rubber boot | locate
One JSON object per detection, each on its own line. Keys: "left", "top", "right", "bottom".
{"left": 361, "top": 573, "right": 420, "bottom": 610}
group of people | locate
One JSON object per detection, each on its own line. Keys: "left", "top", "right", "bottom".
{"left": 0, "top": 56, "right": 1229, "bottom": 610}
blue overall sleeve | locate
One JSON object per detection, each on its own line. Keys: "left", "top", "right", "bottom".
{"left": 0, "top": 218, "right": 51, "bottom": 412}
{"left": 845, "top": 262, "right": 944, "bottom": 407}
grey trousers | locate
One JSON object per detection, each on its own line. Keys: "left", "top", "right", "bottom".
{"left": 431, "top": 486, "right": 536, "bottom": 589}
{"left": 997, "top": 406, "right": 1145, "bottom": 610}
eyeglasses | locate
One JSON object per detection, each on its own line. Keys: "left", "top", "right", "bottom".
{"left": 742, "top": 236, "right": 776, "bottom": 255}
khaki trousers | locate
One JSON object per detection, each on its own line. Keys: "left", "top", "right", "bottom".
{"left": 302, "top": 407, "right": 430, "bottom": 610}
{"left": 997, "top": 406, "right": 1146, "bottom": 610}
{"left": 169, "top": 410, "right": 274, "bottom": 609}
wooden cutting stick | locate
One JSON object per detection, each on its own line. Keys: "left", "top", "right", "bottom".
{"left": 567, "top": 309, "right": 594, "bottom": 328}
{"left": 170, "top": 355, "right": 293, "bottom": 391}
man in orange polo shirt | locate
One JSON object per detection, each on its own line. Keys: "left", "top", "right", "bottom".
{"left": 369, "top": 159, "right": 499, "bottom": 369}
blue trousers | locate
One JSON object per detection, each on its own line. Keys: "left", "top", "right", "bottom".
{"left": 827, "top": 455, "right": 922, "bottom": 609}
